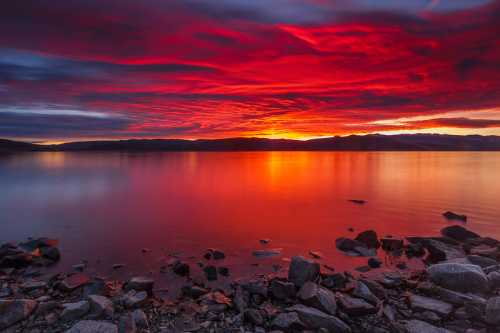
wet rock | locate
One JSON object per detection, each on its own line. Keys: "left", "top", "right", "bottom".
{"left": 172, "top": 261, "right": 190, "bottom": 277}
{"left": 0, "top": 252, "right": 33, "bottom": 268}
{"left": 66, "top": 320, "right": 118, "bottom": 333}
{"left": 61, "top": 301, "right": 90, "bottom": 322}
{"left": 39, "top": 245, "right": 61, "bottom": 262}
{"left": 83, "top": 278, "right": 109, "bottom": 297}
{"left": 432, "top": 286, "right": 486, "bottom": 307}
{"left": 355, "top": 265, "right": 371, "bottom": 273}
{"left": 271, "top": 312, "right": 305, "bottom": 331}
{"left": 244, "top": 309, "right": 264, "bottom": 326}
{"left": 352, "top": 281, "right": 379, "bottom": 305}
{"left": 112, "top": 264, "right": 125, "bottom": 270}
{"left": 240, "top": 278, "right": 268, "bottom": 297}
{"left": 335, "top": 238, "right": 374, "bottom": 257}
{"left": 269, "top": 279, "right": 296, "bottom": 300}
{"left": 217, "top": 267, "right": 229, "bottom": 277}
{"left": 405, "top": 243, "right": 425, "bottom": 258}
{"left": 408, "top": 238, "right": 464, "bottom": 263}
{"left": 359, "top": 279, "right": 387, "bottom": 300}
{"left": 88, "top": 295, "right": 114, "bottom": 318}
{"left": 368, "top": 257, "right": 382, "bottom": 268}
{"left": 349, "top": 199, "right": 366, "bottom": 204}
{"left": 288, "top": 304, "right": 351, "bottom": 333}
{"left": 0, "top": 299, "right": 37, "bottom": 330}
{"left": 122, "top": 290, "right": 148, "bottom": 309}
{"left": 355, "top": 230, "right": 380, "bottom": 249}
{"left": 337, "top": 294, "right": 376, "bottom": 316}
{"left": 441, "top": 225, "right": 479, "bottom": 242}
{"left": 118, "top": 313, "right": 136, "bottom": 333}
{"left": 488, "top": 271, "right": 500, "bottom": 289}
{"left": 485, "top": 297, "right": 500, "bottom": 326}
{"left": 297, "top": 282, "right": 337, "bottom": 315}
{"left": 20, "top": 280, "right": 47, "bottom": 292}
{"left": 466, "top": 255, "right": 497, "bottom": 268}
{"left": 259, "top": 239, "right": 271, "bottom": 244}
{"left": 132, "top": 309, "right": 148, "bottom": 329}
{"left": 442, "top": 211, "right": 467, "bottom": 222}
{"left": 253, "top": 249, "right": 282, "bottom": 258}
{"left": 123, "top": 276, "right": 154, "bottom": 295}
{"left": 309, "top": 251, "right": 323, "bottom": 259}
{"left": 380, "top": 238, "right": 403, "bottom": 252}
{"left": 408, "top": 294, "right": 453, "bottom": 317}
{"left": 203, "top": 265, "right": 217, "bottom": 281}
{"left": 321, "top": 273, "right": 348, "bottom": 290}
{"left": 288, "top": 256, "right": 320, "bottom": 287}
{"left": 403, "top": 319, "right": 453, "bottom": 333}
{"left": 428, "top": 263, "right": 489, "bottom": 293}
{"left": 59, "top": 273, "right": 90, "bottom": 292}
{"left": 73, "top": 263, "right": 86, "bottom": 272}
{"left": 206, "top": 249, "right": 225, "bottom": 260}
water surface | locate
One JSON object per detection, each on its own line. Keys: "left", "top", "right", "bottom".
{"left": 1, "top": 152, "right": 499, "bottom": 291}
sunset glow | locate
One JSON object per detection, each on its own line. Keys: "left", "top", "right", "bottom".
{"left": 1, "top": 0, "right": 500, "bottom": 141}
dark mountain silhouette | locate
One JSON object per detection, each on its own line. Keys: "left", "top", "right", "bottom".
{"left": 2, "top": 134, "right": 500, "bottom": 152}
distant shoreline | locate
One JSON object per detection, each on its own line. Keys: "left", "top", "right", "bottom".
{"left": 3, "top": 134, "right": 500, "bottom": 152}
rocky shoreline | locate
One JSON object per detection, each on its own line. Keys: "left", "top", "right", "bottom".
{"left": 1, "top": 224, "right": 500, "bottom": 332}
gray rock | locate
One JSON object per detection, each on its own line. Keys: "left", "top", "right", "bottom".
{"left": 122, "top": 290, "right": 148, "bottom": 309}
{"left": 428, "top": 263, "right": 489, "bottom": 293}
{"left": 466, "top": 255, "right": 497, "bottom": 268}
{"left": 337, "top": 294, "right": 376, "bottom": 316}
{"left": 441, "top": 225, "right": 478, "bottom": 242}
{"left": 403, "top": 319, "right": 453, "bottom": 333}
{"left": 297, "top": 282, "right": 337, "bottom": 315}
{"left": 270, "top": 279, "right": 296, "bottom": 300}
{"left": 123, "top": 277, "right": 154, "bottom": 295}
{"left": 61, "top": 301, "right": 90, "bottom": 322}
{"left": 433, "top": 286, "right": 486, "bottom": 306}
{"left": 253, "top": 249, "right": 282, "bottom": 258}
{"left": 424, "top": 239, "right": 465, "bottom": 263}
{"left": 0, "top": 299, "right": 37, "bottom": 330}
{"left": 66, "top": 320, "right": 118, "bottom": 333}
{"left": 288, "top": 256, "right": 320, "bottom": 287}
{"left": 485, "top": 296, "right": 500, "bottom": 325}
{"left": 409, "top": 294, "right": 453, "bottom": 317}
{"left": 271, "top": 312, "right": 304, "bottom": 331}
{"left": 88, "top": 295, "right": 114, "bottom": 318}
{"left": 488, "top": 271, "right": 500, "bottom": 289}
{"left": 132, "top": 309, "right": 148, "bottom": 329}
{"left": 352, "top": 281, "right": 379, "bottom": 305}
{"left": 288, "top": 304, "right": 351, "bottom": 333}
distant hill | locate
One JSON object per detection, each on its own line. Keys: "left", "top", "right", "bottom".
{"left": 2, "top": 134, "right": 500, "bottom": 152}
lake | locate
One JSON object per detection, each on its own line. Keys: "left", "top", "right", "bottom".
{"left": 1, "top": 151, "right": 499, "bottom": 294}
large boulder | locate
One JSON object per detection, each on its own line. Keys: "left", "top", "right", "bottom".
{"left": 354, "top": 230, "right": 380, "bottom": 249}
{"left": 66, "top": 320, "right": 118, "bottom": 333}
{"left": 441, "top": 225, "right": 479, "bottom": 242}
{"left": 428, "top": 263, "right": 489, "bottom": 293}
{"left": 485, "top": 296, "right": 500, "bottom": 325}
{"left": 288, "top": 256, "right": 320, "bottom": 287}
{"left": 288, "top": 304, "right": 351, "bottom": 333}
{"left": 0, "top": 299, "right": 37, "bottom": 330}
{"left": 297, "top": 282, "right": 337, "bottom": 315}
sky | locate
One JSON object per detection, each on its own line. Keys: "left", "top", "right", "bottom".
{"left": 1, "top": 0, "right": 500, "bottom": 142}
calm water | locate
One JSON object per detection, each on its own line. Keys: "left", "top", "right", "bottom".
{"left": 1, "top": 152, "right": 500, "bottom": 292}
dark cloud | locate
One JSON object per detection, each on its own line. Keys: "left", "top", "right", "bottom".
{"left": 406, "top": 117, "right": 500, "bottom": 129}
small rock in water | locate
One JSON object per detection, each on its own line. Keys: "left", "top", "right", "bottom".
{"left": 442, "top": 211, "right": 467, "bottom": 222}
{"left": 218, "top": 266, "right": 229, "bottom": 277}
{"left": 380, "top": 238, "right": 404, "bottom": 252}
{"left": 259, "top": 239, "right": 271, "bottom": 245}
{"left": 368, "top": 257, "right": 382, "bottom": 268}
{"left": 72, "top": 263, "right": 86, "bottom": 272}
{"left": 112, "top": 264, "right": 125, "bottom": 270}
{"left": 309, "top": 251, "right": 323, "bottom": 259}
{"left": 441, "top": 225, "right": 479, "bottom": 241}
{"left": 355, "top": 265, "right": 371, "bottom": 273}
{"left": 172, "top": 261, "right": 190, "bottom": 276}
{"left": 206, "top": 248, "right": 225, "bottom": 260}
{"left": 355, "top": 230, "right": 380, "bottom": 249}
{"left": 124, "top": 276, "right": 154, "bottom": 295}
{"left": 288, "top": 256, "right": 320, "bottom": 287}
{"left": 253, "top": 248, "right": 282, "bottom": 258}
{"left": 349, "top": 199, "right": 366, "bottom": 204}
{"left": 203, "top": 265, "right": 218, "bottom": 281}
{"left": 141, "top": 248, "right": 152, "bottom": 253}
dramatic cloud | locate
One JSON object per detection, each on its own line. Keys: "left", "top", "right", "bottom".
{"left": 1, "top": 0, "right": 500, "bottom": 141}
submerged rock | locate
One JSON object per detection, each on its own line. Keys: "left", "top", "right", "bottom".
{"left": 428, "top": 263, "right": 489, "bottom": 293}
{"left": 442, "top": 211, "right": 467, "bottom": 222}
{"left": 252, "top": 249, "right": 282, "bottom": 258}
{"left": 172, "top": 261, "right": 190, "bottom": 277}
{"left": 368, "top": 257, "right": 382, "bottom": 268}
{"left": 288, "top": 256, "right": 320, "bottom": 287}
{"left": 0, "top": 299, "right": 37, "bottom": 330}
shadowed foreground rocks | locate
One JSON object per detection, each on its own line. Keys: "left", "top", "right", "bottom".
{"left": 1, "top": 224, "right": 500, "bottom": 332}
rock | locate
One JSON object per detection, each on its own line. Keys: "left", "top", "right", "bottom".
{"left": 253, "top": 249, "right": 282, "bottom": 258}
{"left": 0, "top": 299, "right": 37, "bottom": 330}
{"left": 172, "top": 261, "right": 190, "bottom": 276}
{"left": 403, "top": 319, "right": 453, "bottom": 333}
{"left": 244, "top": 309, "right": 264, "bottom": 326}
{"left": 61, "top": 301, "right": 90, "bottom": 322}
{"left": 335, "top": 238, "right": 365, "bottom": 252}
{"left": 321, "top": 273, "right": 347, "bottom": 290}
{"left": 432, "top": 286, "right": 486, "bottom": 306}
{"left": 409, "top": 294, "right": 453, "bottom": 317}
{"left": 88, "top": 295, "right": 114, "bottom": 318}
{"left": 0, "top": 252, "right": 33, "bottom": 268}
{"left": 349, "top": 199, "right": 366, "bottom": 204}
{"left": 259, "top": 239, "right": 271, "bottom": 244}
{"left": 217, "top": 267, "right": 229, "bottom": 277}
{"left": 288, "top": 256, "right": 320, "bottom": 287}
{"left": 309, "top": 251, "right": 323, "bottom": 259}
{"left": 240, "top": 278, "right": 268, "bottom": 297}
{"left": 380, "top": 238, "right": 403, "bottom": 252}
{"left": 122, "top": 290, "right": 148, "bottom": 308}
{"left": 360, "top": 279, "right": 387, "bottom": 300}
{"left": 351, "top": 281, "right": 379, "bottom": 305}
{"left": 73, "top": 263, "right": 86, "bottom": 272}
{"left": 83, "top": 278, "right": 109, "bottom": 297}
{"left": 441, "top": 225, "right": 479, "bottom": 242}
{"left": 485, "top": 297, "right": 500, "bottom": 325}
{"left": 368, "top": 257, "right": 382, "bottom": 268}
{"left": 182, "top": 285, "right": 209, "bottom": 299}
{"left": 488, "top": 271, "right": 500, "bottom": 289}
{"left": 297, "top": 282, "right": 337, "bottom": 315}
{"left": 132, "top": 309, "right": 148, "bottom": 329}
{"left": 466, "top": 255, "right": 497, "bottom": 268}
{"left": 408, "top": 238, "right": 465, "bottom": 263}
{"left": 271, "top": 312, "right": 304, "bottom": 331}
{"left": 112, "top": 264, "right": 125, "bottom": 270}
{"left": 206, "top": 249, "right": 225, "bottom": 260}
{"left": 405, "top": 243, "right": 425, "bottom": 257}
{"left": 203, "top": 265, "right": 218, "bottom": 281}
{"left": 428, "top": 263, "right": 489, "bottom": 293}
{"left": 355, "top": 265, "right": 371, "bottom": 273}
{"left": 66, "top": 320, "right": 118, "bottom": 333}
{"left": 20, "top": 280, "right": 47, "bottom": 292}
{"left": 59, "top": 273, "right": 90, "bottom": 292}
{"left": 355, "top": 230, "right": 380, "bottom": 249}
{"left": 288, "top": 304, "right": 351, "bottom": 333}
{"left": 39, "top": 246, "right": 61, "bottom": 261}
{"left": 442, "top": 211, "right": 467, "bottom": 222}
{"left": 123, "top": 277, "right": 154, "bottom": 295}
{"left": 337, "top": 294, "right": 376, "bottom": 316}
{"left": 269, "top": 279, "right": 296, "bottom": 300}
{"left": 118, "top": 313, "right": 136, "bottom": 333}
